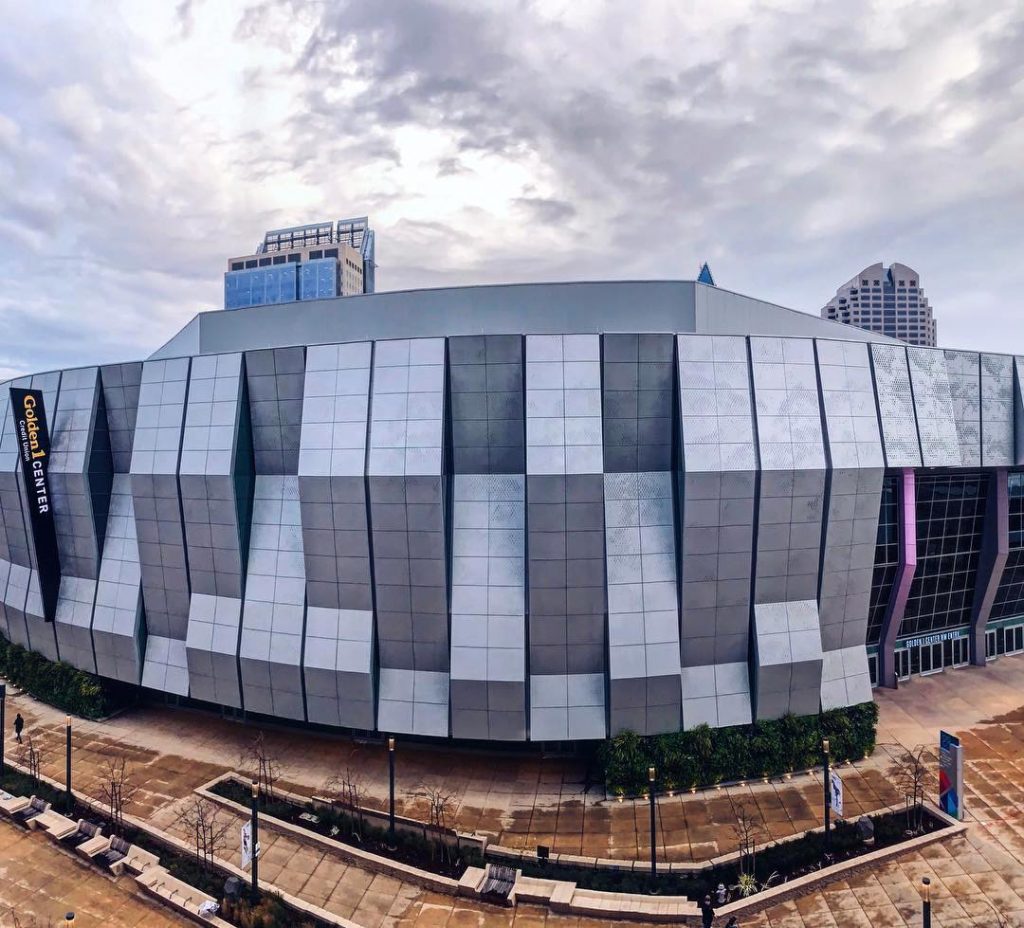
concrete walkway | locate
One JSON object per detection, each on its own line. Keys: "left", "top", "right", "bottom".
{"left": 4, "top": 652, "right": 1024, "bottom": 925}
{"left": 0, "top": 816, "right": 184, "bottom": 927}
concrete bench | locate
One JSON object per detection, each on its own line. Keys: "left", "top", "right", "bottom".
{"left": 137, "top": 866, "right": 223, "bottom": 921}
{"left": 61, "top": 820, "right": 103, "bottom": 850}
{"left": 120, "top": 843, "right": 160, "bottom": 876}
{"left": 95, "top": 835, "right": 130, "bottom": 871}
{"left": 11, "top": 797, "right": 50, "bottom": 827}
{"left": 32, "top": 808, "right": 77, "bottom": 839}
{"left": 0, "top": 794, "right": 30, "bottom": 818}
{"left": 76, "top": 833, "right": 112, "bottom": 860}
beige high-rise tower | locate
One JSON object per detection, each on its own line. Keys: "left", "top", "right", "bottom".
{"left": 820, "top": 262, "right": 936, "bottom": 346}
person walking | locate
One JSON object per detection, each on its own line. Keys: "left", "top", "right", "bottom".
{"left": 13, "top": 712, "right": 23, "bottom": 744}
{"left": 700, "top": 893, "right": 715, "bottom": 928}
{"left": 725, "top": 917, "right": 739, "bottom": 928}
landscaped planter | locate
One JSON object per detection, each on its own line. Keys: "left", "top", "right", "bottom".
{"left": 201, "top": 772, "right": 483, "bottom": 889}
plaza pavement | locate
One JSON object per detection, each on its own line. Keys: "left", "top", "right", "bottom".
{"left": 3, "top": 654, "right": 1024, "bottom": 924}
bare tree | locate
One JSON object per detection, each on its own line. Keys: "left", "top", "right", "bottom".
{"left": 323, "top": 766, "right": 366, "bottom": 840}
{"left": 417, "top": 782, "right": 459, "bottom": 865}
{"left": 732, "top": 803, "right": 765, "bottom": 880}
{"left": 19, "top": 735, "right": 42, "bottom": 785}
{"left": 240, "top": 731, "right": 280, "bottom": 800}
{"left": 175, "top": 797, "right": 232, "bottom": 873}
{"left": 888, "top": 745, "right": 932, "bottom": 835}
{"left": 99, "top": 755, "right": 139, "bottom": 836}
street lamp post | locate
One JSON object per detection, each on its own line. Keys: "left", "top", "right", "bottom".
{"left": 648, "top": 766, "right": 657, "bottom": 882}
{"left": 65, "top": 715, "right": 73, "bottom": 814}
{"left": 921, "top": 876, "right": 931, "bottom": 928}
{"left": 250, "top": 779, "right": 260, "bottom": 902}
{"left": 822, "top": 738, "right": 831, "bottom": 859}
{"left": 64, "top": 914, "right": 74, "bottom": 925}
{"left": 388, "top": 737, "right": 396, "bottom": 849}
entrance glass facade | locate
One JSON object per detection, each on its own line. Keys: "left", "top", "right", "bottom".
{"left": 899, "top": 472, "right": 988, "bottom": 638}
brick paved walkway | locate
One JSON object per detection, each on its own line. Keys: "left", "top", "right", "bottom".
{"left": 0, "top": 817, "right": 184, "bottom": 927}
{"left": 4, "top": 653, "right": 1024, "bottom": 925}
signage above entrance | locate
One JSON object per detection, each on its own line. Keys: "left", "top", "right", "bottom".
{"left": 901, "top": 629, "right": 968, "bottom": 651}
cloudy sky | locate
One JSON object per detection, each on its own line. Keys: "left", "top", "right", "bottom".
{"left": 0, "top": 0, "right": 1021, "bottom": 379}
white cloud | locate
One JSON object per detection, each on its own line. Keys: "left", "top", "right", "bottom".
{"left": 0, "top": 0, "right": 1020, "bottom": 378}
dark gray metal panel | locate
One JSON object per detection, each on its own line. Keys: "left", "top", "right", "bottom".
{"left": 601, "top": 334, "right": 674, "bottom": 474}
{"left": 448, "top": 335, "right": 525, "bottom": 475}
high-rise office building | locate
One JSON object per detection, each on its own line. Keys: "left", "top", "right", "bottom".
{"left": 224, "top": 217, "right": 376, "bottom": 310}
{"left": 820, "top": 262, "right": 936, "bottom": 347}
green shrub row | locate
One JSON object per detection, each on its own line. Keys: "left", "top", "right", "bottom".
{"left": 597, "top": 702, "right": 879, "bottom": 796}
{"left": 0, "top": 635, "right": 134, "bottom": 720}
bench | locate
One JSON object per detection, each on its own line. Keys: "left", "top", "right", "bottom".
{"left": 121, "top": 843, "right": 160, "bottom": 876}
{"left": 480, "top": 863, "right": 517, "bottom": 904}
{"left": 76, "top": 832, "right": 112, "bottom": 860}
{"left": 62, "top": 820, "right": 103, "bottom": 850}
{"left": 137, "top": 866, "right": 222, "bottom": 921}
{"left": 11, "top": 797, "right": 50, "bottom": 827}
{"left": 95, "top": 834, "right": 130, "bottom": 871}
{"left": 0, "top": 793, "right": 28, "bottom": 817}
{"left": 32, "top": 808, "right": 77, "bottom": 839}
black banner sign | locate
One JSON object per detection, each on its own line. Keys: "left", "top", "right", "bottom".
{"left": 9, "top": 388, "right": 60, "bottom": 622}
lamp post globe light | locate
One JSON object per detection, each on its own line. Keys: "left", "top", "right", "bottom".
{"left": 388, "top": 736, "right": 396, "bottom": 849}
{"left": 250, "top": 778, "right": 260, "bottom": 902}
{"left": 822, "top": 738, "right": 831, "bottom": 859}
{"left": 648, "top": 765, "right": 657, "bottom": 882}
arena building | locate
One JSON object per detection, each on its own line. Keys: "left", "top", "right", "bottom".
{"left": 1, "top": 279, "right": 1019, "bottom": 743}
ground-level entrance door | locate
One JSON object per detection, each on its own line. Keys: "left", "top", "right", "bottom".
{"left": 894, "top": 629, "right": 970, "bottom": 682}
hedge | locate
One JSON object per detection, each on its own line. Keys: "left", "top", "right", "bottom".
{"left": 0, "top": 635, "right": 134, "bottom": 719}
{"left": 598, "top": 702, "right": 879, "bottom": 796}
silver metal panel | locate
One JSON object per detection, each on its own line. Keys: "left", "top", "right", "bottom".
{"left": 981, "top": 353, "right": 1014, "bottom": 466}
{"left": 906, "top": 347, "right": 961, "bottom": 467}
{"left": 239, "top": 476, "right": 306, "bottom": 721}
{"left": 180, "top": 353, "right": 249, "bottom": 705}
{"left": 141, "top": 634, "right": 189, "bottom": 696}
{"left": 604, "top": 471, "right": 681, "bottom": 735}
{"left": 869, "top": 344, "right": 921, "bottom": 467}
{"left": 753, "top": 599, "right": 823, "bottom": 720}
{"left": 816, "top": 339, "right": 883, "bottom": 469}
{"left": 185, "top": 592, "right": 242, "bottom": 707}
{"left": 450, "top": 474, "right": 526, "bottom": 741}
{"left": 526, "top": 334, "right": 603, "bottom": 476}
{"left": 677, "top": 335, "right": 756, "bottom": 472}
{"left": 943, "top": 349, "right": 980, "bottom": 467}
{"left": 298, "top": 342, "right": 376, "bottom": 729}
{"left": 130, "top": 357, "right": 191, "bottom": 640}
{"left": 91, "top": 475, "right": 144, "bottom": 684}
{"left": 368, "top": 337, "right": 445, "bottom": 477}
{"left": 750, "top": 336, "right": 825, "bottom": 471}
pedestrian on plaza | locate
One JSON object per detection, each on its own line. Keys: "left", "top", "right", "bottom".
{"left": 700, "top": 893, "right": 715, "bottom": 928}
{"left": 13, "top": 713, "right": 23, "bottom": 744}
{"left": 715, "top": 882, "right": 728, "bottom": 905}
{"left": 724, "top": 917, "right": 739, "bottom": 928}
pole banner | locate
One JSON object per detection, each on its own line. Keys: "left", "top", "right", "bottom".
{"left": 9, "top": 388, "right": 60, "bottom": 621}
{"left": 939, "top": 729, "right": 964, "bottom": 820}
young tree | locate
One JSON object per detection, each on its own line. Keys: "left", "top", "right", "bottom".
{"left": 175, "top": 797, "right": 232, "bottom": 873}
{"left": 417, "top": 782, "right": 459, "bottom": 866}
{"left": 19, "top": 736, "right": 42, "bottom": 785}
{"left": 887, "top": 745, "right": 932, "bottom": 835}
{"left": 323, "top": 766, "right": 366, "bottom": 839}
{"left": 99, "top": 755, "right": 139, "bottom": 836}
{"left": 731, "top": 802, "right": 765, "bottom": 881}
{"left": 240, "top": 731, "right": 280, "bottom": 801}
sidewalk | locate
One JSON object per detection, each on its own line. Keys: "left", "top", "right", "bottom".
{"left": 4, "top": 654, "right": 1024, "bottom": 925}
{"left": 0, "top": 816, "right": 184, "bottom": 927}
